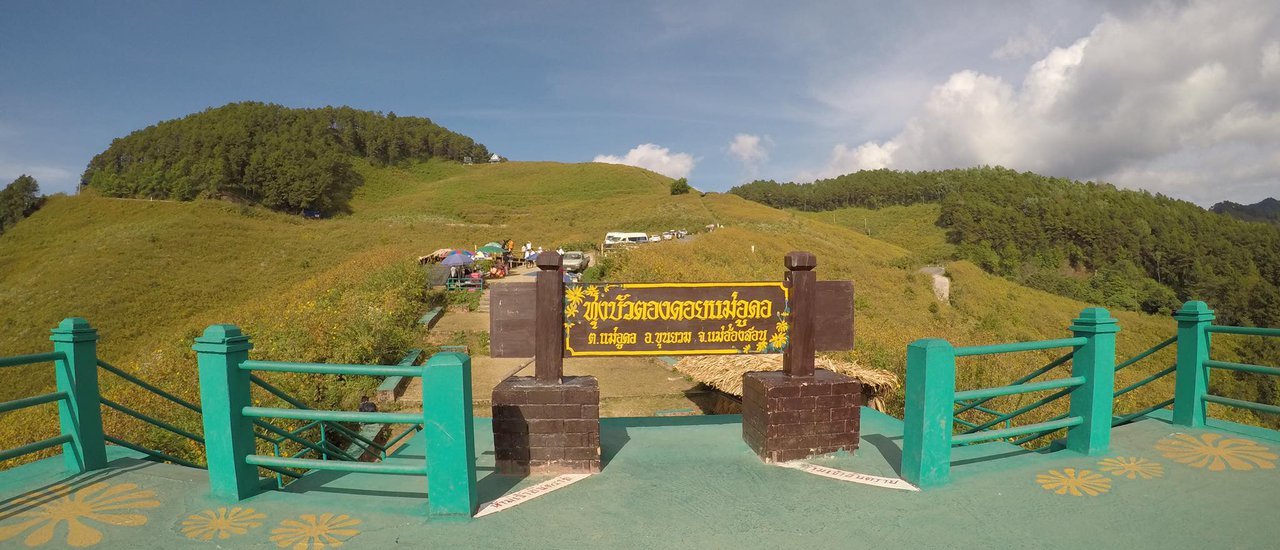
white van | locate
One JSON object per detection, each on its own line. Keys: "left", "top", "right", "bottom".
{"left": 603, "top": 232, "right": 649, "bottom": 252}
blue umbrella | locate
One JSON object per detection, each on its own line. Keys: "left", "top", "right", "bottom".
{"left": 441, "top": 252, "right": 473, "bottom": 266}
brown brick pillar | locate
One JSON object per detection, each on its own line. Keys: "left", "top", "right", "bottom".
{"left": 492, "top": 376, "right": 600, "bottom": 474}
{"left": 492, "top": 251, "right": 600, "bottom": 475}
{"left": 742, "top": 251, "right": 862, "bottom": 462}
{"left": 742, "top": 370, "right": 862, "bottom": 462}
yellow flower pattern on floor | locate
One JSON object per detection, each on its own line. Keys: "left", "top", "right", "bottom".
{"left": 1155, "top": 433, "right": 1278, "bottom": 471}
{"left": 269, "top": 513, "right": 362, "bottom": 550}
{"left": 0, "top": 482, "right": 159, "bottom": 548}
{"left": 1097, "top": 457, "right": 1164, "bottom": 479}
{"left": 1036, "top": 468, "right": 1111, "bottom": 496}
{"left": 181, "top": 507, "right": 266, "bottom": 541}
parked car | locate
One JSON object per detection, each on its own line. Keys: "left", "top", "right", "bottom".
{"left": 648, "top": 235, "right": 662, "bottom": 242}
{"left": 562, "top": 251, "right": 590, "bottom": 273}
{"left": 662, "top": 231, "right": 674, "bottom": 240}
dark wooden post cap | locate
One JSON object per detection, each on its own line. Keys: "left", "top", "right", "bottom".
{"left": 536, "top": 251, "right": 563, "bottom": 270}
{"left": 784, "top": 251, "right": 817, "bottom": 271}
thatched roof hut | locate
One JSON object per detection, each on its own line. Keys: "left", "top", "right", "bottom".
{"left": 674, "top": 355, "right": 898, "bottom": 411}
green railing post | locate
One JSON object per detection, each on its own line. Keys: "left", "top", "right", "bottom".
{"left": 194, "top": 324, "right": 260, "bottom": 501}
{"left": 902, "top": 338, "right": 956, "bottom": 489}
{"left": 1066, "top": 307, "right": 1119, "bottom": 455}
{"left": 1172, "top": 301, "right": 1214, "bottom": 427}
{"left": 50, "top": 318, "right": 108, "bottom": 473}
{"left": 423, "top": 352, "right": 478, "bottom": 520}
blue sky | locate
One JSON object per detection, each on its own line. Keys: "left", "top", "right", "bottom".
{"left": 2, "top": 1, "right": 1277, "bottom": 205}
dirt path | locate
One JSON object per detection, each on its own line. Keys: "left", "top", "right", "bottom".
{"left": 919, "top": 266, "right": 950, "bottom": 302}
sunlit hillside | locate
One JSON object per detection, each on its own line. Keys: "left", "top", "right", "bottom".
{"left": 607, "top": 194, "right": 1213, "bottom": 418}
{"left": 0, "top": 159, "right": 1250, "bottom": 466}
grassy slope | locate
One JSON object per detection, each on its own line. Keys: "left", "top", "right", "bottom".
{"left": 614, "top": 194, "right": 1194, "bottom": 422}
{"left": 0, "top": 159, "right": 1233, "bottom": 464}
{"left": 0, "top": 160, "right": 721, "bottom": 464}
{"left": 805, "top": 203, "right": 954, "bottom": 263}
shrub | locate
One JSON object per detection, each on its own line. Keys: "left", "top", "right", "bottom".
{"left": 670, "top": 178, "right": 691, "bottom": 195}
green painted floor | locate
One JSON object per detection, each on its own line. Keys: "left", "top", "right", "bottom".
{"left": 2, "top": 410, "right": 1278, "bottom": 549}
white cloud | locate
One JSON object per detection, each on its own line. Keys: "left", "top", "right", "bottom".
{"left": 728, "top": 134, "right": 768, "bottom": 164}
{"left": 991, "top": 24, "right": 1051, "bottom": 61}
{"left": 805, "top": 0, "right": 1280, "bottom": 205}
{"left": 726, "top": 133, "right": 771, "bottom": 178}
{"left": 593, "top": 143, "right": 696, "bottom": 179}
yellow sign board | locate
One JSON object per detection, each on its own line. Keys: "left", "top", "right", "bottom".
{"left": 563, "top": 282, "right": 790, "bottom": 356}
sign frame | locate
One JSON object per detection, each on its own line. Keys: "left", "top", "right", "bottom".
{"left": 563, "top": 281, "right": 791, "bottom": 357}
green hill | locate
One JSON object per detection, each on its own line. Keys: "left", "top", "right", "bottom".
{"left": 1, "top": 156, "right": 1268, "bottom": 467}
{"left": 81, "top": 102, "right": 491, "bottom": 214}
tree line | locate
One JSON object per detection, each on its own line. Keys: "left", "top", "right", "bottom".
{"left": 81, "top": 102, "right": 491, "bottom": 214}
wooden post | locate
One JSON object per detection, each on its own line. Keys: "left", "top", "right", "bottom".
{"left": 535, "top": 251, "right": 564, "bottom": 383}
{"left": 50, "top": 318, "right": 107, "bottom": 473}
{"left": 1172, "top": 300, "right": 1214, "bottom": 427}
{"left": 783, "top": 251, "right": 817, "bottom": 377}
{"left": 1066, "top": 307, "right": 1119, "bottom": 455}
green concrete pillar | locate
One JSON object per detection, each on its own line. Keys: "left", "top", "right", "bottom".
{"left": 1172, "top": 301, "right": 1214, "bottom": 427}
{"left": 1067, "top": 307, "right": 1119, "bottom": 455}
{"left": 902, "top": 338, "right": 956, "bottom": 489}
{"left": 193, "top": 324, "right": 259, "bottom": 501}
{"left": 50, "top": 318, "right": 107, "bottom": 473}
{"left": 423, "top": 352, "right": 478, "bottom": 520}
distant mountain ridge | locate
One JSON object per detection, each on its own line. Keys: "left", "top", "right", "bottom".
{"left": 81, "top": 102, "right": 490, "bottom": 214}
{"left": 1212, "top": 197, "right": 1280, "bottom": 226}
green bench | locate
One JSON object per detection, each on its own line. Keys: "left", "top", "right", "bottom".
{"left": 445, "top": 277, "right": 484, "bottom": 291}
{"left": 375, "top": 349, "right": 424, "bottom": 402}
{"left": 419, "top": 306, "right": 445, "bottom": 329}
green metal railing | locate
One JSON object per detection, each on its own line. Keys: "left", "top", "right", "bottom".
{"left": 94, "top": 357, "right": 215, "bottom": 469}
{"left": 0, "top": 319, "right": 108, "bottom": 472}
{"left": 98, "top": 355, "right": 365, "bottom": 484}
{"left": 0, "top": 316, "right": 391, "bottom": 491}
{"left": 249, "top": 374, "right": 388, "bottom": 460}
{"left": 903, "top": 300, "right": 1280, "bottom": 489}
{"left": 0, "top": 350, "right": 73, "bottom": 464}
{"left": 902, "top": 307, "right": 1118, "bottom": 488}
{"left": 194, "top": 324, "right": 479, "bottom": 520}
{"left": 1172, "top": 302, "right": 1280, "bottom": 425}
{"left": 247, "top": 347, "right": 426, "bottom": 488}
{"left": 1107, "top": 335, "right": 1178, "bottom": 427}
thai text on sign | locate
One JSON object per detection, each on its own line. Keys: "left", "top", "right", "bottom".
{"left": 563, "top": 282, "right": 790, "bottom": 356}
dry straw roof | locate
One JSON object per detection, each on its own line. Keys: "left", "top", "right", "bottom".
{"left": 674, "top": 354, "right": 898, "bottom": 399}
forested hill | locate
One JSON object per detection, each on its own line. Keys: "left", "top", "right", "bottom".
{"left": 81, "top": 102, "right": 490, "bottom": 214}
{"left": 1212, "top": 197, "right": 1280, "bottom": 226}
{"left": 730, "top": 168, "right": 1280, "bottom": 333}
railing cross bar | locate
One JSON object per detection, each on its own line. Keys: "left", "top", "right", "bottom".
{"left": 102, "top": 397, "right": 204, "bottom": 444}
{"left": 961, "top": 387, "right": 1074, "bottom": 435}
